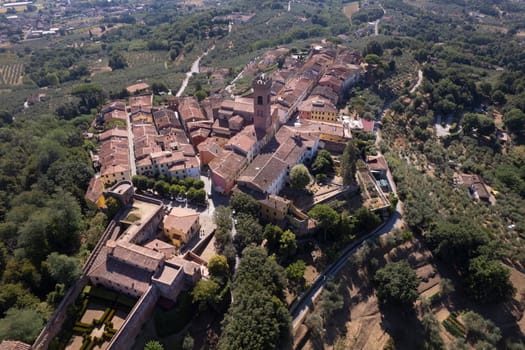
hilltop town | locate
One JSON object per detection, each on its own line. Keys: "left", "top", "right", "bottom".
{"left": 1, "top": 0, "right": 525, "bottom": 349}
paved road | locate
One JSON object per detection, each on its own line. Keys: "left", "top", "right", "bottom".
{"left": 291, "top": 201, "right": 404, "bottom": 329}
{"left": 176, "top": 46, "right": 215, "bottom": 97}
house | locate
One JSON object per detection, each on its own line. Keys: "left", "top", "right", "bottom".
{"left": 153, "top": 109, "right": 181, "bottom": 132}
{"left": 131, "top": 108, "right": 153, "bottom": 124}
{"left": 129, "top": 94, "right": 153, "bottom": 111}
{"left": 460, "top": 174, "right": 491, "bottom": 203}
{"left": 136, "top": 148, "right": 200, "bottom": 180}
{"left": 197, "top": 137, "right": 225, "bottom": 166}
{"left": 176, "top": 97, "right": 207, "bottom": 131}
{"left": 237, "top": 125, "right": 320, "bottom": 195}
{"left": 367, "top": 155, "right": 389, "bottom": 177}
{"left": 298, "top": 97, "right": 338, "bottom": 123}
{"left": 163, "top": 208, "right": 201, "bottom": 246}
{"left": 294, "top": 119, "right": 351, "bottom": 153}
{"left": 224, "top": 125, "right": 259, "bottom": 162}
{"left": 258, "top": 194, "right": 291, "bottom": 223}
{"left": 98, "top": 128, "right": 131, "bottom": 186}
{"left": 209, "top": 151, "right": 247, "bottom": 194}
{"left": 126, "top": 82, "right": 150, "bottom": 95}
{"left": 144, "top": 239, "right": 176, "bottom": 258}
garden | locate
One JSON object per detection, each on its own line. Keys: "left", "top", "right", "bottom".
{"left": 51, "top": 285, "right": 136, "bottom": 350}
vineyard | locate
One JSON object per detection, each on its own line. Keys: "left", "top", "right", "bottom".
{"left": 124, "top": 51, "right": 167, "bottom": 68}
{"left": 0, "top": 63, "right": 24, "bottom": 86}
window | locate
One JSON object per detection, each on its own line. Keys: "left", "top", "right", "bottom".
{"left": 257, "top": 96, "right": 263, "bottom": 105}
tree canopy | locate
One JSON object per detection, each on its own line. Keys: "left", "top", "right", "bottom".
{"left": 374, "top": 261, "right": 419, "bottom": 307}
{"left": 466, "top": 255, "right": 515, "bottom": 303}
{"left": 0, "top": 307, "right": 44, "bottom": 343}
{"left": 308, "top": 204, "right": 339, "bottom": 239}
{"left": 289, "top": 164, "right": 311, "bottom": 190}
{"left": 229, "top": 192, "right": 260, "bottom": 217}
{"left": 219, "top": 246, "right": 290, "bottom": 350}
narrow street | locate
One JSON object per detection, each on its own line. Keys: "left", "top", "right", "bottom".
{"left": 126, "top": 110, "right": 137, "bottom": 176}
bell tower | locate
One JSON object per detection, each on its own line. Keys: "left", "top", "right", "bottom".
{"left": 253, "top": 74, "right": 272, "bottom": 137}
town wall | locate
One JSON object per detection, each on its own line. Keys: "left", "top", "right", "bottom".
{"left": 107, "top": 286, "right": 159, "bottom": 350}
{"left": 33, "top": 218, "right": 121, "bottom": 350}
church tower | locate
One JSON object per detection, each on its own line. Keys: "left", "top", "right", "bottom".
{"left": 253, "top": 74, "right": 272, "bottom": 138}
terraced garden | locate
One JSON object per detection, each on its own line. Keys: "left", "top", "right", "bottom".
{"left": 51, "top": 285, "right": 137, "bottom": 350}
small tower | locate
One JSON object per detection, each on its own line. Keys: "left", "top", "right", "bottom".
{"left": 253, "top": 74, "right": 272, "bottom": 138}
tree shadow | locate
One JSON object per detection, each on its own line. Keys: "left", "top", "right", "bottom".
{"left": 378, "top": 304, "right": 425, "bottom": 349}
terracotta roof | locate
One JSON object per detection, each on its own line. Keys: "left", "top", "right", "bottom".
{"left": 90, "top": 247, "right": 153, "bottom": 295}
{"left": 127, "top": 82, "right": 150, "bottom": 94}
{"left": 144, "top": 239, "right": 176, "bottom": 256}
{"left": 296, "top": 119, "right": 350, "bottom": 139}
{"left": 197, "top": 138, "right": 223, "bottom": 155}
{"left": 101, "top": 101, "right": 126, "bottom": 114}
{"left": 0, "top": 341, "right": 31, "bottom": 350}
{"left": 259, "top": 194, "right": 291, "bottom": 213}
{"left": 103, "top": 109, "right": 128, "bottom": 122}
{"left": 238, "top": 126, "right": 320, "bottom": 194}
{"left": 164, "top": 208, "right": 199, "bottom": 235}
{"left": 111, "top": 240, "right": 164, "bottom": 272}
{"left": 129, "top": 95, "right": 153, "bottom": 110}
{"left": 361, "top": 118, "right": 374, "bottom": 132}
{"left": 367, "top": 155, "right": 388, "bottom": 172}
{"left": 298, "top": 96, "right": 337, "bottom": 114}
{"left": 225, "top": 125, "right": 257, "bottom": 154}
{"left": 209, "top": 150, "right": 247, "bottom": 182}
{"left": 153, "top": 109, "right": 181, "bottom": 130}
{"left": 178, "top": 97, "right": 206, "bottom": 123}
{"left": 228, "top": 115, "right": 245, "bottom": 131}
{"left": 460, "top": 174, "right": 483, "bottom": 187}
{"left": 85, "top": 177, "right": 104, "bottom": 204}
{"left": 99, "top": 127, "right": 128, "bottom": 141}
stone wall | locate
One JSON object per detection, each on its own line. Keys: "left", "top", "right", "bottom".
{"left": 107, "top": 286, "right": 159, "bottom": 350}
{"left": 33, "top": 217, "right": 121, "bottom": 349}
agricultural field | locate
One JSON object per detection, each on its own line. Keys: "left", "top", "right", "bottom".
{"left": 0, "top": 63, "right": 24, "bottom": 86}
{"left": 343, "top": 2, "right": 360, "bottom": 23}
{"left": 0, "top": 54, "right": 24, "bottom": 86}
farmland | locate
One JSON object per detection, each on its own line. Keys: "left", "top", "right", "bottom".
{"left": 343, "top": 2, "right": 360, "bottom": 23}
{"left": 0, "top": 63, "right": 23, "bottom": 86}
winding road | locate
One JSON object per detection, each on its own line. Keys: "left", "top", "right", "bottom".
{"left": 291, "top": 92, "right": 405, "bottom": 328}
{"left": 175, "top": 45, "right": 215, "bottom": 97}
{"left": 291, "top": 201, "right": 404, "bottom": 329}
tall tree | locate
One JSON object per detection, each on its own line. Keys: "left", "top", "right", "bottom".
{"left": 466, "top": 255, "right": 515, "bottom": 303}
{"left": 219, "top": 246, "right": 290, "bottom": 350}
{"left": 108, "top": 51, "right": 128, "bottom": 70}
{"left": 340, "top": 141, "right": 358, "bottom": 186}
{"left": 230, "top": 192, "right": 260, "bottom": 217}
{"left": 44, "top": 253, "right": 81, "bottom": 287}
{"left": 374, "top": 261, "right": 419, "bottom": 307}
{"left": 289, "top": 164, "right": 311, "bottom": 190}
{"left": 308, "top": 204, "right": 339, "bottom": 240}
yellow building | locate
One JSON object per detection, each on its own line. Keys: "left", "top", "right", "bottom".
{"left": 163, "top": 208, "right": 201, "bottom": 246}
{"left": 258, "top": 195, "right": 291, "bottom": 223}
{"left": 298, "top": 97, "right": 338, "bottom": 123}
